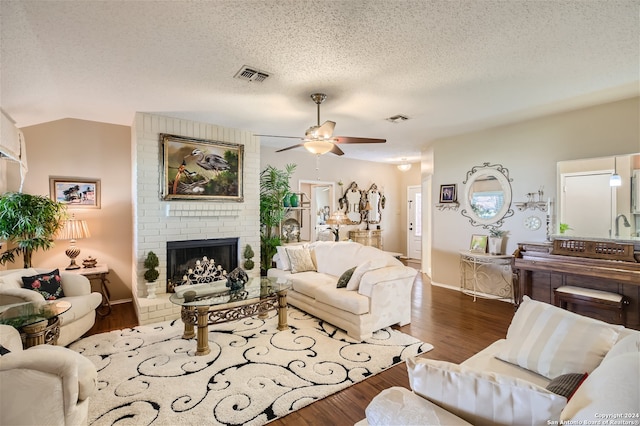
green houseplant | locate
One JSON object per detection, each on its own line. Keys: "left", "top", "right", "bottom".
{"left": 260, "top": 163, "right": 296, "bottom": 274}
{"left": 143, "top": 251, "right": 160, "bottom": 299}
{"left": 0, "top": 192, "right": 67, "bottom": 268}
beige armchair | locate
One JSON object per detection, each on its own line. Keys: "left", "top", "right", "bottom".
{"left": 0, "top": 324, "right": 97, "bottom": 425}
{"left": 0, "top": 268, "right": 102, "bottom": 346}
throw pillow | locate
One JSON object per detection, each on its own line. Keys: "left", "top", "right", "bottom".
{"left": 336, "top": 267, "right": 356, "bottom": 288}
{"left": 346, "top": 259, "right": 387, "bottom": 291}
{"left": 406, "top": 357, "right": 567, "bottom": 426}
{"left": 276, "top": 246, "right": 293, "bottom": 270}
{"left": 496, "top": 296, "right": 620, "bottom": 379}
{"left": 22, "top": 269, "right": 65, "bottom": 300}
{"left": 286, "top": 247, "right": 316, "bottom": 274}
{"left": 0, "top": 345, "right": 10, "bottom": 356}
{"left": 546, "top": 373, "right": 588, "bottom": 400}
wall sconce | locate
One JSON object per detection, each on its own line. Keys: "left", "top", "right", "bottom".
{"left": 57, "top": 214, "right": 91, "bottom": 270}
{"left": 326, "top": 210, "right": 350, "bottom": 241}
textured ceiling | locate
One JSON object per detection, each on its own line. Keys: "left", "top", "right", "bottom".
{"left": 1, "top": 0, "right": 638, "bottom": 164}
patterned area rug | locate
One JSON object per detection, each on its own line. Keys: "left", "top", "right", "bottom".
{"left": 71, "top": 307, "right": 432, "bottom": 426}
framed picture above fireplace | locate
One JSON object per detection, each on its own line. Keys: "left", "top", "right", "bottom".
{"left": 161, "top": 134, "right": 244, "bottom": 201}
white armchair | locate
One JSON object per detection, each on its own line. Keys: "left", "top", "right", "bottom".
{"left": 0, "top": 268, "right": 102, "bottom": 346}
{"left": 0, "top": 324, "right": 97, "bottom": 425}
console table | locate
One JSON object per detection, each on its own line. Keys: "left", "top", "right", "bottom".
{"left": 459, "top": 251, "right": 515, "bottom": 302}
{"left": 349, "top": 229, "right": 382, "bottom": 249}
{"left": 66, "top": 264, "right": 111, "bottom": 316}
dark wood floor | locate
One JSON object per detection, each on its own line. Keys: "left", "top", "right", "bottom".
{"left": 84, "top": 271, "right": 515, "bottom": 425}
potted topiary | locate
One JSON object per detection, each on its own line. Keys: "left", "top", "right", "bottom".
{"left": 143, "top": 251, "right": 160, "bottom": 299}
{"left": 0, "top": 192, "right": 67, "bottom": 268}
{"left": 243, "top": 244, "right": 255, "bottom": 270}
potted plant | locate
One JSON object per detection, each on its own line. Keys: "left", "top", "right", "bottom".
{"left": 243, "top": 244, "right": 255, "bottom": 270}
{"left": 559, "top": 223, "right": 572, "bottom": 234}
{"left": 260, "top": 163, "right": 296, "bottom": 275}
{"left": 0, "top": 192, "right": 67, "bottom": 268}
{"left": 488, "top": 228, "right": 508, "bottom": 255}
{"left": 143, "top": 251, "right": 160, "bottom": 299}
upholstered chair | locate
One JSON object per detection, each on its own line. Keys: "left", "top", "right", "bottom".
{"left": 0, "top": 268, "right": 102, "bottom": 346}
{"left": 0, "top": 324, "right": 97, "bottom": 425}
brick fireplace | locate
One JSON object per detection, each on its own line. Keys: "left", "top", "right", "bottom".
{"left": 132, "top": 113, "right": 260, "bottom": 325}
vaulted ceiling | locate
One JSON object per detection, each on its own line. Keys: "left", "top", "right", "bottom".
{"left": 1, "top": 1, "right": 638, "bottom": 163}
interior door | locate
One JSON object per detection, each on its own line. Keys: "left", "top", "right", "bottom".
{"left": 407, "top": 185, "right": 422, "bottom": 259}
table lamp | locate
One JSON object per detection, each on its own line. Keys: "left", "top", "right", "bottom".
{"left": 57, "top": 215, "right": 91, "bottom": 270}
{"left": 362, "top": 201, "right": 373, "bottom": 230}
{"left": 326, "top": 210, "right": 350, "bottom": 241}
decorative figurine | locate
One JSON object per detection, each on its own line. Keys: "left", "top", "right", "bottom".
{"left": 226, "top": 267, "right": 249, "bottom": 292}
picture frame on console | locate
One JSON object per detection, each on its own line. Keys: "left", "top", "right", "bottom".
{"left": 49, "top": 177, "right": 101, "bottom": 208}
{"left": 161, "top": 134, "right": 244, "bottom": 201}
{"left": 469, "top": 234, "right": 488, "bottom": 253}
{"left": 439, "top": 184, "right": 457, "bottom": 203}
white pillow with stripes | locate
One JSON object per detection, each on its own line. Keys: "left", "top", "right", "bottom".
{"left": 496, "top": 296, "right": 621, "bottom": 379}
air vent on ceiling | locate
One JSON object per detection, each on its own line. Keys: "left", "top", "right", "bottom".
{"left": 234, "top": 65, "right": 270, "bottom": 83}
{"left": 385, "top": 114, "right": 410, "bottom": 123}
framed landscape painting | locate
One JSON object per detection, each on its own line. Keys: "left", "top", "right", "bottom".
{"left": 49, "top": 177, "right": 101, "bottom": 208}
{"left": 469, "top": 234, "right": 488, "bottom": 253}
{"left": 161, "top": 134, "right": 244, "bottom": 201}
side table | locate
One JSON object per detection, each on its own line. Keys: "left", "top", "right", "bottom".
{"left": 66, "top": 264, "right": 111, "bottom": 316}
{"left": 459, "top": 251, "right": 515, "bottom": 303}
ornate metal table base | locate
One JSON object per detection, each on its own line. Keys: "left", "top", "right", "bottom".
{"left": 180, "top": 289, "right": 289, "bottom": 356}
{"left": 21, "top": 317, "right": 61, "bottom": 348}
{"left": 460, "top": 251, "right": 515, "bottom": 302}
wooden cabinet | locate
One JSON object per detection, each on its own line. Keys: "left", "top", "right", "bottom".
{"left": 349, "top": 229, "right": 382, "bottom": 249}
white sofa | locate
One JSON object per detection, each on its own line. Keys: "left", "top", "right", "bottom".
{"left": 0, "top": 268, "right": 102, "bottom": 346}
{"left": 267, "top": 241, "right": 418, "bottom": 341}
{"left": 357, "top": 296, "right": 640, "bottom": 426}
{"left": 0, "top": 324, "right": 98, "bottom": 425}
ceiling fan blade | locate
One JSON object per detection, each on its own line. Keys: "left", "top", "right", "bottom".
{"left": 275, "top": 143, "right": 305, "bottom": 153}
{"left": 329, "top": 144, "right": 345, "bottom": 156}
{"left": 334, "top": 136, "right": 386, "bottom": 144}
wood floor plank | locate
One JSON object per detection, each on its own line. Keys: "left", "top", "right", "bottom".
{"left": 83, "top": 272, "right": 515, "bottom": 425}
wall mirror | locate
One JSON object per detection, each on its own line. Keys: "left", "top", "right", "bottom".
{"left": 461, "top": 162, "right": 514, "bottom": 228}
{"left": 366, "top": 183, "right": 383, "bottom": 224}
{"left": 557, "top": 153, "right": 639, "bottom": 240}
{"left": 339, "top": 182, "right": 364, "bottom": 224}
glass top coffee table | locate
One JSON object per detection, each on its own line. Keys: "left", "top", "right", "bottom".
{"left": 0, "top": 300, "right": 71, "bottom": 348}
{"left": 169, "top": 276, "right": 292, "bottom": 356}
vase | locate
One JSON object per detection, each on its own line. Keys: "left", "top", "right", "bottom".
{"left": 488, "top": 237, "right": 503, "bottom": 255}
{"left": 289, "top": 192, "right": 299, "bottom": 207}
{"left": 146, "top": 281, "right": 157, "bottom": 299}
{"left": 283, "top": 194, "right": 291, "bottom": 207}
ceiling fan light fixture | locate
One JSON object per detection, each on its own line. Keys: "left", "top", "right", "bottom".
{"left": 304, "top": 140, "right": 334, "bottom": 155}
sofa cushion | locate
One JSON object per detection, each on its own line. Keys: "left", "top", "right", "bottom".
{"left": 0, "top": 269, "right": 39, "bottom": 289}
{"left": 602, "top": 333, "right": 640, "bottom": 363}
{"left": 347, "top": 259, "right": 387, "bottom": 291}
{"left": 286, "top": 247, "right": 316, "bottom": 273}
{"left": 311, "top": 241, "right": 399, "bottom": 277}
{"left": 546, "top": 373, "right": 588, "bottom": 400}
{"left": 496, "top": 296, "right": 620, "bottom": 379}
{"left": 406, "top": 357, "right": 567, "bottom": 426}
{"left": 22, "top": 269, "right": 65, "bottom": 300}
{"left": 560, "top": 352, "right": 639, "bottom": 422}
{"left": 336, "top": 267, "right": 356, "bottom": 288}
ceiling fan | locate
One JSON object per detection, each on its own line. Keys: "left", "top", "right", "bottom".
{"left": 258, "top": 93, "right": 386, "bottom": 156}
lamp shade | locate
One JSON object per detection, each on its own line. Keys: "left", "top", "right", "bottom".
{"left": 326, "top": 210, "right": 350, "bottom": 225}
{"left": 304, "top": 140, "right": 334, "bottom": 155}
{"left": 57, "top": 217, "right": 91, "bottom": 241}
{"left": 610, "top": 173, "right": 622, "bottom": 187}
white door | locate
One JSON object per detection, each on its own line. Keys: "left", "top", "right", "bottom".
{"left": 407, "top": 185, "right": 422, "bottom": 259}
{"left": 561, "top": 172, "right": 613, "bottom": 238}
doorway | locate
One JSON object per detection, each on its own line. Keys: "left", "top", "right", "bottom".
{"left": 407, "top": 185, "right": 422, "bottom": 259}
{"left": 298, "top": 180, "right": 335, "bottom": 242}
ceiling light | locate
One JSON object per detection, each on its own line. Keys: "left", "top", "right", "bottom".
{"left": 386, "top": 114, "right": 410, "bottom": 123}
{"left": 397, "top": 163, "right": 412, "bottom": 172}
{"left": 304, "top": 140, "right": 334, "bottom": 155}
{"left": 610, "top": 157, "right": 622, "bottom": 187}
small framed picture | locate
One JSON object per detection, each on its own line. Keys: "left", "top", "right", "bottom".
{"left": 439, "top": 184, "right": 457, "bottom": 203}
{"left": 469, "top": 234, "right": 488, "bottom": 253}
{"left": 50, "top": 177, "right": 101, "bottom": 208}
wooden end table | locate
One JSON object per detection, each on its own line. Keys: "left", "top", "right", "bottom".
{"left": 65, "top": 263, "right": 111, "bottom": 316}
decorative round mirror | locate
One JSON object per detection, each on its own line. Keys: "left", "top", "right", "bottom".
{"left": 460, "top": 163, "right": 514, "bottom": 228}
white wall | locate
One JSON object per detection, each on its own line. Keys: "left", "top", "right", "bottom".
{"left": 429, "top": 96, "right": 640, "bottom": 288}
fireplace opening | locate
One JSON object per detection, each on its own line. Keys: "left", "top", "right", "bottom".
{"left": 166, "top": 238, "right": 238, "bottom": 291}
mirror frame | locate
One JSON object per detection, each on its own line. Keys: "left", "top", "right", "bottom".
{"left": 366, "top": 183, "right": 383, "bottom": 224}
{"left": 339, "top": 181, "right": 364, "bottom": 224}
{"left": 460, "top": 162, "right": 514, "bottom": 229}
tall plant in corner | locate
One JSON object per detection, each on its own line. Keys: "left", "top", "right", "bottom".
{"left": 0, "top": 192, "right": 67, "bottom": 268}
{"left": 260, "top": 163, "right": 296, "bottom": 274}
